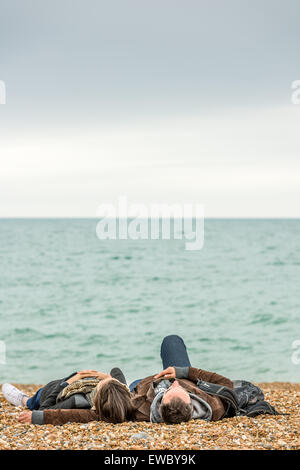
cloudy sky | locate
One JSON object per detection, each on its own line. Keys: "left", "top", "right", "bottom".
{"left": 0, "top": 0, "right": 299, "bottom": 217}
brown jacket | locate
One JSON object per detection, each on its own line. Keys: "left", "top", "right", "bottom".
{"left": 131, "top": 367, "right": 233, "bottom": 422}
{"left": 41, "top": 367, "right": 233, "bottom": 425}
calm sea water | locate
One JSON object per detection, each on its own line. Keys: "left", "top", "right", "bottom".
{"left": 0, "top": 219, "right": 299, "bottom": 384}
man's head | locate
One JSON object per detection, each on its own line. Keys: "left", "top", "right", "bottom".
{"left": 94, "top": 377, "right": 134, "bottom": 423}
{"left": 160, "top": 380, "right": 193, "bottom": 424}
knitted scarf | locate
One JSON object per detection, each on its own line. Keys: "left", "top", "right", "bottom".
{"left": 56, "top": 378, "right": 100, "bottom": 408}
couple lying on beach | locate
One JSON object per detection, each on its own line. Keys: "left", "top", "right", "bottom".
{"left": 2, "top": 335, "right": 279, "bottom": 426}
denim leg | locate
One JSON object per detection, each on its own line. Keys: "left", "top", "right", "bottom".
{"left": 26, "top": 388, "right": 43, "bottom": 410}
{"left": 130, "top": 336, "right": 190, "bottom": 391}
{"left": 129, "top": 379, "right": 142, "bottom": 392}
{"left": 160, "top": 335, "right": 191, "bottom": 368}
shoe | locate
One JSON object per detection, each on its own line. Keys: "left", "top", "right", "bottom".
{"left": 110, "top": 368, "right": 127, "bottom": 386}
{"left": 2, "top": 383, "right": 28, "bottom": 407}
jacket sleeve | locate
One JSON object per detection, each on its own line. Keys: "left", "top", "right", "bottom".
{"left": 38, "top": 378, "right": 74, "bottom": 409}
{"left": 33, "top": 408, "right": 98, "bottom": 425}
{"left": 39, "top": 393, "right": 91, "bottom": 410}
{"left": 188, "top": 367, "right": 234, "bottom": 389}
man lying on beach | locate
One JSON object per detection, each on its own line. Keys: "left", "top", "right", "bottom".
{"left": 124, "top": 335, "right": 278, "bottom": 424}
{"left": 2, "top": 335, "right": 279, "bottom": 425}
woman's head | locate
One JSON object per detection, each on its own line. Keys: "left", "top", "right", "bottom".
{"left": 94, "top": 378, "right": 134, "bottom": 423}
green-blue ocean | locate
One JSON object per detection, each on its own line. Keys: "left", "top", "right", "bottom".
{"left": 0, "top": 219, "right": 299, "bottom": 384}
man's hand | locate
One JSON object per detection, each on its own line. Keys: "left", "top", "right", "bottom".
{"left": 18, "top": 411, "right": 32, "bottom": 424}
{"left": 154, "top": 366, "right": 176, "bottom": 380}
{"left": 67, "top": 370, "right": 111, "bottom": 384}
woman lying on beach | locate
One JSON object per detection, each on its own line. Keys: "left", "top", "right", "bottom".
{"left": 2, "top": 335, "right": 280, "bottom": 426}
{"left": 2, "top": 367, "right": 135, "bottom": 424}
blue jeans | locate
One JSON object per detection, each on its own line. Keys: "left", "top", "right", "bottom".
{"left": 26, "top": 388, "right": 43, "bottom": 410}
{"left": 26, "top": 372, "right": 76, "bottom": 410}
{"left": 160, "top": 334, "right": 191, "bottom": 369}
{"left": 129, "top": 335, "right": 191, "bottom": 391}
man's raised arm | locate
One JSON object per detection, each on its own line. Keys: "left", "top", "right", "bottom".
{"left": 154, "top": 365, "right": 234, "bottom": 389}
{"left": 184, "top": 367, "right": 234, "bottom": 389}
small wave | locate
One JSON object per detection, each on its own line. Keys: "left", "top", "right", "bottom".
{"left": 272, "top": 317, "right": 288, "bottom": 325}
{"left": 197, "top": 337, "right": 212, "bottom": 343}
{"left": 271, "top": 260, "right": 285, "bottom": 266}
{"left": 12, "top": 328, "right": 69, "bottom": 340}
{"left": 218, "top": 338, "right": 238, "bottom": 343}
{"left": 249, "top": 313, "right": 273, "bottom": 325}
{"left": 230, "top": 345, "right": 252, "bottom": 351}
{"left": 96, "top": 352, "right": 113, "bottom": 359}
{"left": 43, "top": 333, "right": 69, "bottom": 339}
{"left": 256, "top": 367, "right": 270, "bottom": 373}
{"left": 80, "top": 334, "right": 107, "bottom": 345}
{"left": 13, "top": 328, "right": 42, "bottom": 337}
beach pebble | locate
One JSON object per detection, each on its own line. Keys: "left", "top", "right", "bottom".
{"left": 130, "top": 432, "right": 150, "bottom": 441}
{"left": 0, "top": 439, "right": 9, "bottom": 448}
{"left": 277, "top": 440, "right": 287, "bottom": 447}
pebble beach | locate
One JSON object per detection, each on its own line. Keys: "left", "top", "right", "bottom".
{"left": 0, "top": 382, "right": 299, "bottom": 450}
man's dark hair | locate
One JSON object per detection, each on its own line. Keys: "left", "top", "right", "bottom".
{"left": 160, "top": 397, "right": 193, "bottom": 424}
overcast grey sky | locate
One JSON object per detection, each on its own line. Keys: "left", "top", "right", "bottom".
{"left": 0, "top": 0, "right": 299, "bottom": 217}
